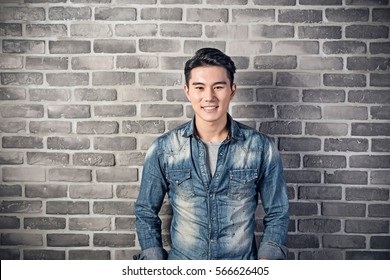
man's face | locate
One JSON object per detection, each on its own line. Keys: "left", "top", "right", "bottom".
{"left": 184, "top": 66, "right": 236, "bottom": 127}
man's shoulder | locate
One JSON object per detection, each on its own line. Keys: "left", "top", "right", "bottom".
{"left": 234, "top": 120, "right": 273, "bottom": 143}
{"left": 151, "top": 120, "right": 191, "bottom": 152}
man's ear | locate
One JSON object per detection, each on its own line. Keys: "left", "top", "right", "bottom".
{"left": 230, "top": 83, "right": 237, "bottom": 100}
{"left": 184, "top": 84, "right": 191, "bottom": 101}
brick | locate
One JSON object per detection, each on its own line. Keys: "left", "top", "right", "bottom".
{"left": 298, "top": 250, "right": 342, "bottom": 260}
{"left": 93, "top": 201, "right": 135, "bottom": 215}
{"left": 69, "top": 217, "right": 111, "bottom": 231}
{"left": 115, "top": 217, "right": 136, "bottom": 230}
{"left": 257, "top": 88, "right": 299, "bottom": 102}
{"left": 48, "top": 105, "right": 90, "bottom": 119}
{"left": 0, "top": 216, "right": 20, "bottom": 229}
{"left": 0, "top": 105, "right": 43, "bottom": 118}
{"left": 3, "top": 167, "right": 45, "bottom": 182}
{"left": 0, "top": 200, "right": 42, "bottom": 214}
{"left": 276, "top": 72, "right": 320, "bottom": 87}
{"left": 0, "top": 7, "right": 45, "bottom": 21}
{"left": 323, "top": 41, "right": 366, "bottom": 54}
{"left": 116, "top": 24, "right": 158, "bottom": 37}
{"left": 121, "top": 88, "right": 162, "bottom": 102}
{"left": 30, "top": 121, "right": 72, "bottom": 134}
{"left": 48, "top": 168, "right": 92, "bottom": 182}
{"left": 254, "top": 55, "right": 296, "bottom": 69}
{"left": 94, "top": 40, "right": 136, "bottom": 54}
{"left": 93, "top": 72, "right": 135, "bottom": 86}
{"left": 94, "top": 105, "right": 136, "bottom": 118}
{"left": 27, "top": 152, "right": 69, "bottom": 166}
{"left": 323, "top": 235, "right": 365, "bottom": 249}
{"left": 117, "top": 153, "right": 146, "bottom": 167}
{"left": 0, "top": 185, "right": 22, "bottom": 197}
{"left": 303, "top": 89, "right": 345, "bottom": 103}
{"left": 346, "top": 25, "right": 389, "bottom": 39}
{"left": 161, "top": 56, "right": 191, "bottom": 70}
{"left": 373, "top": 9, "right": 390, "bottom": 22}
{"left": 118, "top": 55, "right": 158, "bottom": 69}
{"left": 47, "top": 136, "right": 90, "bottom": 150}
{"left": 346, "top": 0, "right": 388, "bottom": 4}
{"left": 304, "top": 155, "right": 346, "bottom": 168}
{"left": 2, "top": 73, "right": 43, "bottom": 86}
{"left": 235, "top": 72, "right": 273, "bottom": 86}
{"left": 232, "top": 9, "right": 274, "bottom": 23}
{"left": 0, "top": 121, "right": 26, "bottom": 133}
{"left": 0, "top": 88, "right": 25, "bottom": 101}
{"left": 3, "top": 136, "right": 43, "bottom": 149}
{"left": 187, "top": 8, "right": 228, "bottom": 22}
{"left": 252, "top": 24, "right": 294, "bottom": 38}
{"left": 71, "top": 24, "right": 113, "bottom": 38}
{"left": 371, "top": 236, "right": 390, "bottom": 249}
{"left": 259, "top": 121, "right": 302, "bottom": 135}
{"left": 123, "top": 120, "right": 165, "bottom": 134}
{"left": 73, "top": 153, "right": 115, "bottom": 167}
{"left": 47, "top": 73, "right": 89, "bottom": 87}
{"left": 141, "top": 104, "right": 183, "bottom": 118}
{"left": 350, "top": 155, "right": 390, "bottom": 168}
{"left": 346, "top": 251, "right": 390, "bottom": 260}
{"left": 324, "top": 106, "right": 367, "bottom": 120}
{"left": 285, "top": 170, "right": 321, "bottom": 183}
{"left": 322, "top": 202, "right": 366, "bottom": 217}
{"left": 325, "top": 138, "right": 368, "bottom": 152}
{"left": 0, "top": 152, "right": 23, "bottom": 165}
{"left": 94, "top": 233, "right": 135, "bottom": 247}
{"left": 69, "top": 185, "right": 112, "bottom": 199}
{"left": 324, "top": 74, "right": 366, "bottom": 87}
{"left": 3, "top": 40, "right": 44, "bottom": 54}
{"left": 254, "top": 0, "right": 295, "bottom": 4}
{"left": 205, "top": 25, "right": 248, "bottom": 39}
{"left": 76, "top": 121, "right": 119, "bottom": 134}
{"left": 141, "top": 8, "right": 182, "bottom": 21}
{"left": 279, "top": 137, "right": 321, "bottom": 151}
{"left": 49, "top": 7, "right": 91, "bottom": 20}
{"left": 371, "top": 73, "right": 390, "bottom": 87}
{"left": 370, "top": 42, "right": 390, "bottom": 54}
{"left": 349, "top": 90, "right": 390, "bottom": 104}
{"left": 47, "top": 234, "right": 89, "bottom": 247}
{"left": 371, "top": 106, "right": 390, "bottom": 120}
{"left": 75, "top": 88, "right": 117, "bottom": 102}
{"left": 300, "top": 57, "right": 343, "bottom": 70}
{"left": 96, "top": 168, "right": 138, "bottom": 183}
{"left": 1, "top": 233, "right": 42, "bottom": 246}
{"left": 325, "top": 8, "right": 369, "bottom": 22}
{"left": 368, "top": 204, "right": 390, "bottom": 217}
{"left": 232, "top": 105, "right": 274, "bottom": 118}
{"left": 288, "top": 235, "right": 319, "bottom": 248}
{"left": 46, "top": 201, "right": 89, "bottom": 215}
{"left": 116, "top": 185, "right": 140, "bottom": 199}
{"left": 371, "top": 171, "right": 390, "bottom": 185}
{"left": 346, "top": 187, "right": 389, "bottom": 201}
{"left": 25, "top": 184, "right": 67, "bottom": 198}
{"left": 69, "top": 250, "right": 110, "bottom": 260}
{"left": 24, "top": 250, "right": 65, "bottom": 260}
{"left": 24, "top": 217, "right": 66, "bottom": 230}
{"left": 0, "top": 249, "right": 20, "bottom": 260}
{"left": 26, "top": 57, "right": 68, "bottom": 70}
{"left": 278, "top": 10, "right": 322, "bottom": 23}
{"left": 325, "top": 171, "right": 367, "bottom": 185}
{"left": 298, "top": 186, "right": 342, "bottom": 200}
{"left": 372, "top": 139, "right": 390, "bottom": 152}
{"left": 306, "top": 122, "right": 348, "bottom": 136}
{"left": 139, "top": 39, "right": 180, "bottom": 52}
{"left": 94, "top": 137, "right": 136, "bottom": 151}
{"left": 0, "top": 55, "right": 23, "bottom": 70}
{"left": 277, "top": 105, "right": 321, "bottom": 119}
{"left": 49, "top": 41, "right": 91, "bottom": 54}
{"left": 72, "top": 56, "right": 113, "bottom": 70}
{"left": 352, "top": 123, "right": 390, "bottom": 136}
{"left": 162, "top": 0, "right": 200, "bottom": 3}
{"left": 229, "top": 41, "right": 272, "bottom": 55}
{"left": 95, "top": 7, "right": 136, "bottom": 21}
{"left": 0, "top": 23, "right": 22, "bottom": 36}
{"left": 346, "top": 220, "right": 389, "bottom": 233}
{"left": 299, "top": 26, "right": 341, "bottom": 39}
{"left": 299, "top": 219, "right": 341, "bottom": 233}
{"left": 300, "top": 0, "right": 341, "bottom": 4}
{"left": 161, "top": 23, "right": 202, "bottom": 37}
{"left": 184, "top": 41, "right": 226, "bottom": 54}
{"left": 26, "top": 24, "right": 67, "bottom": 37}
{"left": 348, "top": 57, "right": 390, "bottom": 71}
{"left": 280, "top": 154, "right": 300, "bottom": 168}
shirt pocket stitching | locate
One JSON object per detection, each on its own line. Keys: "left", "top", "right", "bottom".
{"left": 228, "top": 169, "right": 258, "bottom": 200}
{"left": 166, "top": 169, "right": 195, "bottom": 198}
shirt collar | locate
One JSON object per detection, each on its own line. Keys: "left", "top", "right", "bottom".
{"left": 182, "top": 113, "right": 244, "bottom": 141}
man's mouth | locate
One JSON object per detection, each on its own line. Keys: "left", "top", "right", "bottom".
{"left": 202, "top": 106, "right": 219, "bottom": 112}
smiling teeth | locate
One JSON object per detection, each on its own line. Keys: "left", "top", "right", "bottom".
{"left": 203, "top": 106, "right": 217, "bottom": 109}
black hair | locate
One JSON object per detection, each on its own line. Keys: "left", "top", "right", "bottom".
{"left": 184, "top": 48, "right": 236, "bottom": 88}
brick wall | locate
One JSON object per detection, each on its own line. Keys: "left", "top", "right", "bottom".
{"left": 0, "top": 0, "right": 389, "bottom": 260}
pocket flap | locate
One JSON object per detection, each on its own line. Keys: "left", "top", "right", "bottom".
{"left": 167, "top": 169, "right": 191, "bottom": 185}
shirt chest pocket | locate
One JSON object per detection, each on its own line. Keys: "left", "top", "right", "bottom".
{"left": 166, "top": 169, "right": 195, "bottom": 199}
{"left": 228, "top": 169, "right": 258, "bottom": 200}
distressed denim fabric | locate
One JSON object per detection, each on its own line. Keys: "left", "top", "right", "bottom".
{"left": 135, "top": 114, "right": 289, "bottom": 260}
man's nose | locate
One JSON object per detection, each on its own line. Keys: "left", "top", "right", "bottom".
{"left": 203, "top": 87, "right": 215, "bottom": 101}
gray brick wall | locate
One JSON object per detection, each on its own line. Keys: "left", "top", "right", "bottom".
{"left": 0, "top": 0, "right": 389, "bottom": 260}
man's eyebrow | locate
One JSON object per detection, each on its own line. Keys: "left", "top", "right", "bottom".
{"left": 191, "top": 81, "right": 227, "bottom": 86}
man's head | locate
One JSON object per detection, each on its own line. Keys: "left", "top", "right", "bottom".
{"left": 184, "top": 48, "right": 236, "bottom": 88}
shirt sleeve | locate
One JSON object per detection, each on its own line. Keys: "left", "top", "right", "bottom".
{"left": 134, "top": 141, "right": 168, "bottom": 258}
{"left": 257, "top": 138, "right": 289, "bottom": 260}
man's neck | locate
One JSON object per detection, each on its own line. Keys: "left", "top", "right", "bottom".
{"left": 194, "top": 116, "right": 229, "bottom": 143}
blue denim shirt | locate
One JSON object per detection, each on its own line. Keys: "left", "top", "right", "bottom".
{"left": 135, "top": 114, "right": 289, "bottom": 260}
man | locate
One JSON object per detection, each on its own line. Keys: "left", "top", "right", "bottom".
{"left": 134, "top": 48, "right": 289, "bottom": 260}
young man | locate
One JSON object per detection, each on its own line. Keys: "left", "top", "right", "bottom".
{"left": 135, "top": 48, "right": 289, "bottom": 260}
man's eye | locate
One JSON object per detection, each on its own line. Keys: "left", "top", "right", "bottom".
{"left": 214, "top": 86, "right": 224, "bottom": 90}
{"left": 195, "top": 87, "right": 203, "bottom": 90}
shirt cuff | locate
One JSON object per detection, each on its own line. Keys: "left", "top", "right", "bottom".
{"left": 258, "top": 241, "right": 288, "bottom": 260}
{"left": 133, "top": 247, "right": 168, "bottom": 260}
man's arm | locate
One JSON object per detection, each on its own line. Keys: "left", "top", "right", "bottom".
{"left": 257, "top": 139, "right": 289, "bottom": 260}
{"left": 134, "top": 143, "right": 168, "bottom": 260}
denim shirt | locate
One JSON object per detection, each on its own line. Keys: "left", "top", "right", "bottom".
{"left": 135, "top": 114, "right": 289, "bottom": 260}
